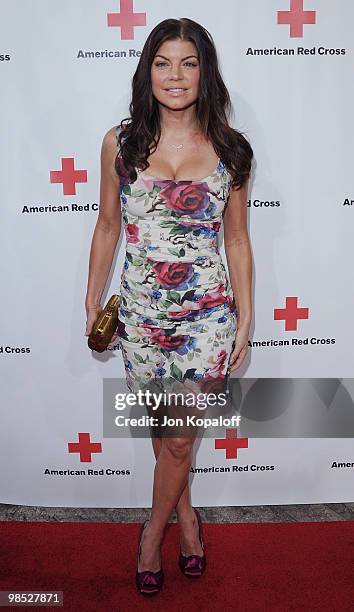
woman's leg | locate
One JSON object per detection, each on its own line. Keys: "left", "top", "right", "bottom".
{"left": 151, "top": 438, "right": 194, "bottom": 519}
{"left": 151, "top": 438, "right": 202, "bottom": 551}
{"left": 138, "top": 435, "right": 202, "bottom": 572}
{"left": 152, "top": 437, "right": 203, "bottom": 556}
{"left": 138, "top": 433, "right": 200, "bottom": 572}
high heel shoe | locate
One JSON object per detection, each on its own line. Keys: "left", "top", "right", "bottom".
{"left": 179, "top": 508, "right": 207, "bottom": 578}
{"left": 136, "top": 520, "right": 164, "bottom": 596}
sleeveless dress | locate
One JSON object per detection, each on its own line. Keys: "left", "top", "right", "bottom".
{"left": 114, "top": 126, "right": 237, "bottom": 397}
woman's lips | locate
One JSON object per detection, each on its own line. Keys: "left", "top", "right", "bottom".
{"left": 164, "top": 88, "right": 188, "bottom": 96}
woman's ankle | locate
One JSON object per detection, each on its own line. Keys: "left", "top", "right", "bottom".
{"left": 143, "top": 519, "right": 165, "bottom": 546}
{"left": 138, "top": 526, "right": 162, "bottom": 572}
{"left": 176, "top": 504, "right": 196, "bottom": 524}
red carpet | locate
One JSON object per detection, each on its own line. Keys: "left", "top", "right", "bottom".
{"left": 0, "top": 520, "right": 353, "bottom": 611}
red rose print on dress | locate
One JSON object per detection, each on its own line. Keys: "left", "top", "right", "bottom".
{"left": 142, "top": 325, "right": 194, "bottom": 355}
{"left": 151, "top": 261, "right": 197, "bottom": 290}
{"left": 158, "top": 182, "right": 213, "bottom": 219}
{"left": 153, "top": 333, "right": 190, "bottom": 352}
{"left": 199, "top": 292, "right": 227, "bottom": 310}
{"left": 125, "top": 223, "right": 139, "bottom": 243}
{"left": 167, "top": 306, "right": 196, "bottom": 320}
{"left": 195, "top": 283, "right": 228, "bottom": 310}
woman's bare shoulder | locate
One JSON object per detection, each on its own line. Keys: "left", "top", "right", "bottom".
{"left": 102, "top": 125, "right": 120, "bottom": 150}
{"left": 101, "top": 126, "right": 121, "bottom": 181}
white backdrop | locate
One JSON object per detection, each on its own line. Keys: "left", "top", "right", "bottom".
{"left": 1, "top": 0, "right": 353, "bottom": 507}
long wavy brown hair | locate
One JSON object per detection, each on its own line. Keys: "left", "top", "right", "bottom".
{"left": 115, "top": 17, "right": 253, "bottom": 190}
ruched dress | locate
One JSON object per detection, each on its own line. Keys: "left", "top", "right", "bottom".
{"left": 115, "top": 126, "right": 237, "bottom": 398}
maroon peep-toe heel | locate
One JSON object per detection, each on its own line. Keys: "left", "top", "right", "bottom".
{"left": 179, "top": 508, "right": 207, "bottom": 578}
{"left": 136, "top": 520, "right": 164, "bottom": 596}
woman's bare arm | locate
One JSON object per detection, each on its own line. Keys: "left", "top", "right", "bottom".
{"left": 85, "top": 126, "right": 122, "bottom": 334}
{"left": 223, "top": 179, "right": 253, "bottom": 369}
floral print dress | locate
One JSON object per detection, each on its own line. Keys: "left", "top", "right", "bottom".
{"left": 115, "top": 126, "right": 237, "bottom": 396}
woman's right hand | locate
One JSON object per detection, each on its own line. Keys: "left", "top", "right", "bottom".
{"left": 85, "top": 304, "right": 103, "bottom": 336}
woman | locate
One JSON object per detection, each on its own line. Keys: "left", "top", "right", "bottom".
{"left": 85, "top": 17, "right": 253, "bottom": 596}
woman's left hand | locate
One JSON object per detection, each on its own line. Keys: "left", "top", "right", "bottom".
{"left": 229, "top": 323, "right": 251, "bottom": 372}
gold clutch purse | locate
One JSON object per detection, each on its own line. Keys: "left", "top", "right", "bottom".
{"left": 87, "top": 294, "right": 120, "bottom": 352}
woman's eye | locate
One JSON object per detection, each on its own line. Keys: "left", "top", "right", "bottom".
{"left": 154, "top": 62, "right": 198, "bottom": 68}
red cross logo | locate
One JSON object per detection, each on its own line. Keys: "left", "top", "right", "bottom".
{"left": 215, "top": 428, "right": 248, "bottom": 459}
{"left": 274, "top": 296, "right": 309, "bottom": 331}
{"left": 277, "top": 0, "right": 316, "bottom": 38}
{"left": 68, "top": 433, "right": 102, "bottom": 462}
{"left": 50, "top": 158, "right": 87, "bottom": 195}
{"left": 107, "top": 0, "right": 146, "bottom": 40}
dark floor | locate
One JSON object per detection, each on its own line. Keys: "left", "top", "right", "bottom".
{"left": 1, "top": 503, "right": 353, "bottom": 523}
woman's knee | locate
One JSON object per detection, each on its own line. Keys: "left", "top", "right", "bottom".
{"left": 163, "top": 436, "right": 194, "bottom": 462}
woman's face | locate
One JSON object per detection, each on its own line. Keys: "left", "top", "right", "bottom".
{"left": 150, "top": 38, "right": 200, "bottom": 110}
